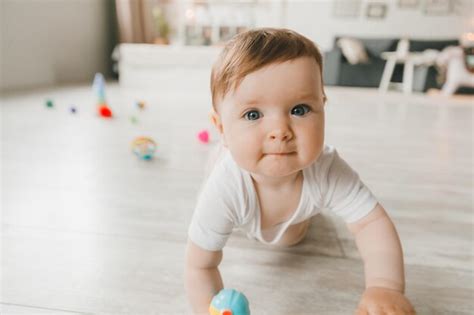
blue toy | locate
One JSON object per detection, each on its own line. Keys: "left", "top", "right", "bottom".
{"left": 92, "top": 73, "right": 106, "bottom": 104}
{"left": 92, "top": 72, "right": 113, "bottom": 118}
{"left": 209, "top": 289, "right": 250, "bottom": 315}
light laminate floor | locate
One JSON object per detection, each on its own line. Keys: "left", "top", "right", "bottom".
{"left": 1, "top": 76, "right": 473, "bottom": 314}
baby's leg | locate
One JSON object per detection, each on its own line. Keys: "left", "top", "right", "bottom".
{"left": 276, "top": 219, "right": 311, "bottom": 247}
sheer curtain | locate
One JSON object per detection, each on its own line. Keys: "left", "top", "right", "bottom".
{"left": 115, "top": 0, "right": 155, "bottom": 43}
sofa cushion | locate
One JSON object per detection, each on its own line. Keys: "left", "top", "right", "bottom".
{"left": 337, "top": 37, "right": 369, "bottom": 64}
{"left": 334, "top": 37, "right": 398, "bottom": 58}
{"left": 361, "top": 38, "right": 399, "bottom": 57}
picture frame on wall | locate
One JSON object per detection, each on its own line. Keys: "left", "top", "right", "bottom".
{"left": 452, "top": 0, "right": 464, "bottom": 15}
{"left": 219, "top": 26, "right": 236, "bottom": 43}
{"left": 333, "top": 0, "right": 362, "bottom": 18}
{"left": 423, "top": 0, "right": 453, "bottom": 15}
{"left": 366, "top": 2, "right": 387, "bottom": 19}
{"left": 398, "top": 0, "right": 419, "bottom": 8}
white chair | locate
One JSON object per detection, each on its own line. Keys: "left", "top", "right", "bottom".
{"left": 379, "top": 39, "right": 438, "bottom": 94}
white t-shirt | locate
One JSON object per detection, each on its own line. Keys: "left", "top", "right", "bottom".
{"left": 188, "top": 145, "right": 377, "bottom": 251}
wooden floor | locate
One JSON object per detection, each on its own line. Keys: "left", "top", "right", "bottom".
{"left": 1, "top": 77, "right": 473, "bottom": 314}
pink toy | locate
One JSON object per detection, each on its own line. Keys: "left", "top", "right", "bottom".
{"left": 198, "top": 130, "right": 209, "bottom": 143}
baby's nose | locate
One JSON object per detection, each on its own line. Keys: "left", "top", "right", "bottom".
{"left": 268, "top": 127, "right": 293, "bottom": 141}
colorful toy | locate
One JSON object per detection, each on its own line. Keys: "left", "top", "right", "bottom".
{"left": 131, "top": 137, "right": 157, "bottom": 160}
{"left": 93, "top": 72, "right": 113, "bottom": 118}
{"left": 197, "top": 129, "right": 210, "bottom": 144}
{"left": 136, "top": 100, "right": 146, "bottom": 110}
{"left": 45, "top": 99, "right": 54, "bottom": 108}
{"left": 209, "top": 289, "right": 250, "bottom": 315}
{"left": 130, "top": 116, "right": 138, "bottom": 124}
{"left": 99, "top": 105, "right": 112, "bottom": 117}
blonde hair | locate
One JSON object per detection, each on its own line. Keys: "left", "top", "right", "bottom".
{"left": 210, "top": 28, "right": 324, "bottom": 108}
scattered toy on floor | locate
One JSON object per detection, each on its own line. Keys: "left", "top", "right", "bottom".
{"left": 197, "top": 129, "right": 210, "bottom": 144}
{"left": 99, "top": 105, "right": 112, "bottom": 118}
{"left": 209, "top": 289, "right": 250, "bottom": 315}
{"left": 45, "top": 99, "right": 54, "bottom": 108}
{"left": 131, "top": 136, "right": 157, "bottom": 160}
{"left": 130, "top": 116, "right": 138, "bottom": 124}
{"left": 70, "top": 106, "right": 77, "bottom": 114}
{"left": 136, "top": 100, "right": 146, "bottom": 110}
{"left": 93, "top": 72, "right": 113, "bottom": 118}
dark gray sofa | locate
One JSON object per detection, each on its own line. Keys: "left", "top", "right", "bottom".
{"left": 323, "top": 37, "right": 460, "bottom": 92}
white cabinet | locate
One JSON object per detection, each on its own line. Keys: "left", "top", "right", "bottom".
{"left": 118, "top": 44, "right": 221, "bottom": 88}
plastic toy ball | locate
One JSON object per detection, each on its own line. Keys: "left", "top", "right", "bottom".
{"left": 209, "top": 289, "right": 250, "bottom": 315}
{"left": 45, "top": 99, "right": 54, "bottom": 108}
{"left": 70, "top": 106, "right": 77, "bottom": 114}
{"left": 197, "top": 129, "right": 209, "bottom": 144}
{"left": 131, "top": 137, "right": 157, "bottom": 160}
{"left": 98, "top": 104, "right": 112, "bottom": 118}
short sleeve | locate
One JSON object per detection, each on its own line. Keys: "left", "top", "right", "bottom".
{"left": 188, "top": 164, "right": 238, "bottom": 251}
{"left": 321, "top": 149, "right": 378, "bottom": 223}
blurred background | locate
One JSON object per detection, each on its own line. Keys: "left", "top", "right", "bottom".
{"left": 1, "top": 1, "right": 473, "bottom": 315}
{"left": 1, "top": 0, "right": 473, "bottom": 94}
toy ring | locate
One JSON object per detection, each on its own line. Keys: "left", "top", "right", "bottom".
{"left": 131, "top": 137, "right": 157, "bottom": 160}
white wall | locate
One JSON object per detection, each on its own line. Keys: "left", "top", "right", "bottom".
{"left": 283, "top": 0, "right": 472, "bottom": 51}
{"left": 0, "top": 0, "right": 115, "bottom": 92}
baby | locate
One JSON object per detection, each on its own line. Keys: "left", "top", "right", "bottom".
{"left": 185, "top": 28, "right": 415, "bottom": 315}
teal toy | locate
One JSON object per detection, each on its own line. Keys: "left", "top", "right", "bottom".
{"left": 92, "top": 73, "right": 107, "bottom": 104}
{"left": 209, "top": 289, "right": 250, "bottom": 315}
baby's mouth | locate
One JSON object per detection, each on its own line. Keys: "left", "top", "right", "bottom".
{"left": 265, "top": 151, "right": 296, "bottom": 156}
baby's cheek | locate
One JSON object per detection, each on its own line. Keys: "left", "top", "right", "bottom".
{"left": 301, "top": 134, "right": 324, "bottom": 162}
{"left": 227, "top": 135, "right": 259, "bottom": 168}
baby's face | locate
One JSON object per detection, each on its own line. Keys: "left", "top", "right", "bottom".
{"left": 214, "top": 57, "right": 325, "bottom": 178}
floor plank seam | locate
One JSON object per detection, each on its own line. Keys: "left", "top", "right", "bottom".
{"left": 0, "top": 302, "right": 94, "bottom": 315}
{"left": 2, "top": 223, "right": 185, "bottom": 244}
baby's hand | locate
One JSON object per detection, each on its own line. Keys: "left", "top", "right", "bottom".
{"left": 355, "top": 287, "right": 415, "bottom": 315}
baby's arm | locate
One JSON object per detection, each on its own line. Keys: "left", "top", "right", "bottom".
{"left": 347, "top": 203, "right": 404, "bottom": 291}
{"left": 347, "top": 203, "right": 415, "bottom": 314}
{"left": 185, "top": 239, "right": 224, "bottom": 314}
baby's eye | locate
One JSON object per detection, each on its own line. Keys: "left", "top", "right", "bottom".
{"left": 244, "top": 110, "right": 262, "bottom": 121}
{"left": 291, "top": 104, "right": 311, "bottom": 116}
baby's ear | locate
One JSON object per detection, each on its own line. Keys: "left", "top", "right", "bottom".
{"left": 209, "top": 109, "right": 223, "bottom": 134}
{"left": 209, "top": 109, "right": 227, "bottom": 146}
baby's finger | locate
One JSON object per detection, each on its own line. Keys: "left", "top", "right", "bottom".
{"left": 355, "top": 309, "right": 369, "bottom": 315}
{"left": 383, "top": 308, "right": 398, "bottom": 315}
{"left": 403, "top": 306, "right": 416, "bottom": 315}
{"left": 381, "top": 306, "right": 398, "bottom": 315}
{"left": 366, "top": 305, "right": 385, "bottom": 315}
{"left": 393, "top": 306, "right": 415, "bottom": 315}
{"left": 355, "top": 306, "right": 369, "bottom": 315}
